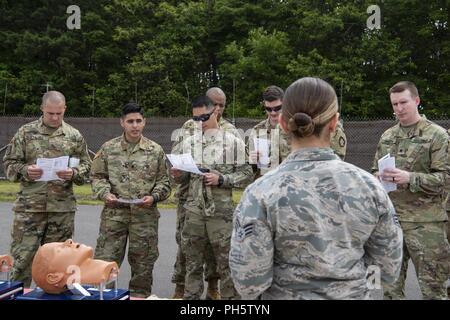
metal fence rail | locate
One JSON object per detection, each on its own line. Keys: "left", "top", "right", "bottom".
{"left": 0, "top": 116, "right": 449, "bottom": 179}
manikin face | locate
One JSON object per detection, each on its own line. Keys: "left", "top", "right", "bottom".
{"left": 0, "top": 255, "right": 13, "bottom": 271}
{"left": 48, "top": 239, "right": 94, "bottom": 272}
{"left": 41, "top": 101, "right": 66, "bottom": 128}
{"left": 390, "top": 89, "right": 420, "bottom": 126}
{"left": 120, "top": 112, "right": 145, "bottom": 142}
{"left": 32, "top": 239, "right": 95, "bottom": 294}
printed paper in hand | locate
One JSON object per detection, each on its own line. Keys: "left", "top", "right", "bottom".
{"left": 36, "top": 156, "right": 69, "bottom": 181}
{"left": 69, "top": 157, "right": 80, "bottom": 168}
{"left": 166, "top": 153, "right": 204, "bottom": 175}
{"left": 253, "top": 137, "right": 270, "bottom": 168}
{"left": 378, "top": 153, "right": 397, "bottom": 192}
{"left": 117, "top": 198, "right": 145, "bottom": 205}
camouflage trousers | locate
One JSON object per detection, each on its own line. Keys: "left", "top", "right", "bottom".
{"left": 383, "top": 221, "right": 450, "bottom": 300}
{"left": 94, "top": 206, "right": 159, "bottom": 298}
{"left": 10, "top": 211, "right": 74, "bottom": 287}
{"left": 171, "top": 201, "right": 219, "bottom": 285}
{"left": 181, "top": 209, "right": 239, "bottom": 300}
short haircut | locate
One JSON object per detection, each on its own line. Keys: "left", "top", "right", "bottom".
{"left": 206, "top": 87, "right": 226, "bottom": 103}
{"left": 192, "top": 95, "right": 214, "bottom": 110}
{"left": 41, "top": 91, "right": 66, "bottom": 107}
{"left": 389, "top": 81, "right": 419, "bottom": 98}
{"left": 262, "top": 85, "right": 284, "bottom": 102}
{"left": 121, "top": 102, "right": 144, "bottom": 117}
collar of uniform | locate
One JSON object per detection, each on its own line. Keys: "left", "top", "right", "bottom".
{"left": 394, "top": 114, "right": 429, "bottom": 138}
{"left": 219, "top": 117, "right": 232, "bottom": 128}
{"left": 202, "top": 128, "right": 224, "bottom": 143}
{"left": 120, "top": 134, "right": 152, "bottom": 151}
{"left": 264, "top": 117, "right": 276, "bottom": 130}
{"left": 37, "top": 117, "right": 67, "bottom": 136}
{"left": 287, "top": 147, "right": 339, "bottom": 162}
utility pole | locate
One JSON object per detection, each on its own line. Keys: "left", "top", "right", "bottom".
{"left": 3, "top": 83, "right": 7, "bottom": 115}
{"left": 184, "top": 82, "right": 190, "bottom": 117}
{"left": 232, "top": 78, "right": 236, "bottom": 126}
{"left": 339, "top": 80, "right": 344, "bottom": 124}
{"left": 91, "top": 88, "right": 95, "bottom": 116}
{"left": 135, "top": 81, "right": 138, "bottom": 103}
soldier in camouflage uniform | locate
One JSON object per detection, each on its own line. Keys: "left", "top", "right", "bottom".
{"left": 247, "top": 85, "right": 284, "bottom": 180}
{"left": 248, "top": 85, "right": 346, "bottom": 180}
{"left": 90, "top": 103, "right": 171, "bottom": 298}
{"left": 171, "top": 96, "right": 252, "bottom": 300}
{"left": 171, "top": 87, "right": 239, "bottom": 299}
{"left": 2, "top": 91, "right": 91, "bottom": 287}
{"left": 447, "top": 129, "right": 450, "bottom": 296}
{"left": 447, "top": 129, "right": 450, "bottom": 235}
{"left": 372, "top": 81, "right": 450, "bottom": 300}
{"left": 230, "top": 77, "right": 403, "bottom": 300}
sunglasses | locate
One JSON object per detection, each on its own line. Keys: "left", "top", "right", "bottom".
{"left": 192, "top": 110, "right": 215, "bottom": 122}
{"left": 264, "top": 105, "right": 282, "bottom": 113}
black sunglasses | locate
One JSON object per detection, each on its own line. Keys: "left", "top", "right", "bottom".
{"left": 192, "top": 110, "right": 215, "bottom": 122}
{"left": 264, "top": 105, "right": 282, "bottom": 113}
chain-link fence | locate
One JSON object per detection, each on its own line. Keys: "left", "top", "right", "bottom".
{"left": 0, "top": 115, "right": 449, "bottom": 178}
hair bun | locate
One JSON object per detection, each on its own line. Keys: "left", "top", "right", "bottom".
{"left": 288, "top": 112, "right": 315, "bottom": 137}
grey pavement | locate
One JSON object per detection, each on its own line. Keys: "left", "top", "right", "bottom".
{"left": 0, "top": 203, "right": 423, "bottom": 299}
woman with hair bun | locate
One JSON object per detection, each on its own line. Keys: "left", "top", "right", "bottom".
{"left": 229, "top": 77, "right": 403, "bottom": 300}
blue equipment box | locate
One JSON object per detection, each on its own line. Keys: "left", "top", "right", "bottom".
{"left": 16, "top": 286, "right": 130, "bottom": 300}
{"left": 0, "top": 280, "right": 24, "bottom": 300}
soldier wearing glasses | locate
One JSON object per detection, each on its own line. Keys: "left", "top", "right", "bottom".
{"left": 249, "top": 86, "right": 348, "bottom": 181}
{"left": 247, "top": 86, "right": 286, "bottom": 179}
{"left": 170, "top": 88, "right": 240, "bottom": 299}
{"left": 171, "top": 96, "right": 252, "bottom": 299}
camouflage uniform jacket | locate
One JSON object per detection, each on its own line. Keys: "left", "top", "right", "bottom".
{"left": 3, "top": 117, "right": 91, "bottom": 212}
{"left": 171, "top": 117, "right": 240, "bottom": 201}
{"left": 371, "top": 116, "right": 449, "bottom": 222}
{"left": 230, "top": 147, "right": 403, "bottom": 299}
{"left": 279, "top": 121, "right": 347, "bottom": 161}
{"left": 173, "top": 130, "right": 253, "bottom": 217}
{"left": 91, "top": 134, "right": 171, "bottom": 205}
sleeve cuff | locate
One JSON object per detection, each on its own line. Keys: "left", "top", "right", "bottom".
{"left": 222, "top": 175, "right": 232, "bottom": 188}
{"left": 19, "top": 165, "right": 31, "bottom": 182}
{"left": 151, "top": 193, "right": 160, "bottom": 203}
{"left": 71, "top": 168, "right": 79, "bottom": 180}
{"left": 98, "top": 190, "right": 111, "bottom": 201}
{"left": 408, "top": 173, "right": 419, "bottom": 193}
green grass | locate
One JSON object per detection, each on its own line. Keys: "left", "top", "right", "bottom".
{"left": 0, "top": 180, "right": 244, "bottom": 209}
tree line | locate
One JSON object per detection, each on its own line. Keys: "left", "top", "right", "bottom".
{"left": 0, "top": 0, "right": 449, "bottom": 119}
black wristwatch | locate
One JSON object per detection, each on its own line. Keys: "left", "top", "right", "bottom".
{"left": 217, "top": 175, "right": 224, "bottom": 187}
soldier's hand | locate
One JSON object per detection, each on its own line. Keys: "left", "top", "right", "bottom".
{"left": 170, "top": 168, "right": 182, "bottom": 178}
{"left": 140, "top": 195, "right": 154, "bottom": 208}
{"left": 27, "top": 165, "right": 43, "bottom": 180}
{"left": 56, "top": 168, "right": 74, "bottom": 180}
{"left": 104, "top": 193, "right": 118, "bottom": 206}
{"left": 381, "top": 168, "right": 410, "bottom": 185}
{"left": 204, "top": 173, "right": 219, "bottom": 186}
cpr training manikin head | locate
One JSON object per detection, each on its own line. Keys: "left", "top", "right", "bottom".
{"left": 0, "top": 255, "right": 13, "bottom": 273}
{"left": 32, "top": 239, "right": 118, "bottom": 294}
